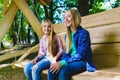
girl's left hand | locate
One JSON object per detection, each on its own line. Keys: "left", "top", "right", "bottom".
{"left": 50, "top": 62, "right": 62, "bottom": 73}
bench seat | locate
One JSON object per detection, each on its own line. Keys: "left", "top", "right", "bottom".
{"left": 41, "top": 66, "right": 120, "bottom": 80}
{"left": 72, "top": 67, "right": 120, "bottom": 80}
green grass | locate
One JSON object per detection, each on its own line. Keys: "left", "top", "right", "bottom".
{"left": 0, "top": 65, "right": 47, "bottom": 80}
{"left": 0, "top": 66, "right": 26, "bottom": 80}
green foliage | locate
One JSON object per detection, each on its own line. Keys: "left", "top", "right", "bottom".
{"left": 0, "top": 0, "right": 3, "bottom": 22}
{"left": 89, "top": 2, "right": 106, "bottom": 14}
{"left": 111, "top": 0, "right": 120, "bottom": 8}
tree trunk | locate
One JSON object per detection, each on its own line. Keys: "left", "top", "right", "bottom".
{"left": 27, "top": 23, "right": 31, "bottom": 44}
{"left": 12, "top": 16, "right": 18, "bottom": 46}
{"left": 77, "top": 0, "right": 89, "bottom": 16}
{"left": 44, "top": 6, "right": 49, "bottom": 19}
{"left": 1, "top": 42, "right": 5, "bottom": 49}
{"left": 49, "top": 1, "right": 53, "bottom": 22}
{"left": 33, "top": 0, "right": 39, "bottom": 44}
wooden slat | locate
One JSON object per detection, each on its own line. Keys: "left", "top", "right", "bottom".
{"left": 58, "top": 32, "right": 66, "bottom": 45}
{"left": 54, "top": 23, "right": 120, "bottom": 44}
{"left": 38, "top": 0, "right": 47, "bottom": 6}
{"left": 0, "top": 2, "right": 18, "bottom": 43}
{"left": 13, "top": 0, "right": 43, "bottom": 38}
{"left": 72, "top": 70, "right": 120, "bottom": 80}
{"left": 0, "top": 48, "right": 30, "bottom": 62}
{"left": 92, "top": 43, "right": 120, "bottom": 55}
{"left": 17, "top": 44, "right": 39, "bottom": 62}
{"left": 81, "top": 7, "right": 120, "bottom": 28}
{"left": 88, "top": 23, "right": 120, "bottom": 43}
{"left": 12, "top": 60, "right": 30, "bottom": 68}
{"left": 93, "top": 55, "right": 120, "bottom": 67}
{"left": 2, "top": 0, "right": 9, "bottom": 15}
{"left": 54, "top": 23, "right": 66, "bottom": 33}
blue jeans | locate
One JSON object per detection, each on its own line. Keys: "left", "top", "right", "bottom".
{"left": 48, "top": 61, "right": 86, "bottom": 80}
{"left": 24, "top": 57, "right": 50, "bottom": 80}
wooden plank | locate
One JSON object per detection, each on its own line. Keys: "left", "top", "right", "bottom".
{"left": 0, "top": 48, "right": 30, "bottom": 62}
{"left": 93, "top": 54, "right": 120, "bottom": 67}
{"left": 81, "top": 7, "right": 120, "bottom": 28}
{"left": 13, "top": 60, "right": 30, "bottom": 68}
{"left": 17, "top": 44, "right": 39, "bottom": 62}
{"left": 58, "top": 32, "right": 66, "bottom": 45}
{"left": 38, "top": 0, "right": 47, "bottom": 6}
{"left": 2, "top": 0, "right": 9, "bottom": 15}
{"left": 72, "top": 70, "right": 120, "bottom": 80}
{"left": 54, "top": 23, "right": 66, "bottom": 33}
{"left": 13, "top": 0, "right": 43, "bottom": 38}
{"left": 0, "top": 2, "right": 18, "bottom": 43}
{"left": 88, "top": 23, "right": 120, "bottom": 43}
{"left": 54, "top": 23, "right": 120, "bottom": 44}
{"left": 92, "top": 43, "right": 120, "bottom": 55}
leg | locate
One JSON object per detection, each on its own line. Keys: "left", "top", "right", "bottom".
{"left": 32, "top": 58, "right": 50, "bottom": 80}
{"left": 48, "top": 69, "right": 58, "bottom": 80}
{"left": 24, "top": 62, "right": 33, "bottom": 80}
{"left": 59, "top": 61, "right": 86, "bottom": 80}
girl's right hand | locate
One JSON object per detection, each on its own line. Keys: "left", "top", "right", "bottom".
{"left": 32, "top": 58, "right": 37, "bottom": 64}
{"left": 50, "top": 62, "right": 62, "bottom": 73}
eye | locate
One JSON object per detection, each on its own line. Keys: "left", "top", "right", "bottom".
{"left": 47, "top": 25, "right": 51, "bottom": 28}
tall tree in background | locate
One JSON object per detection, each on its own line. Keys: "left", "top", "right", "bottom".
{"left": 77, "top": 0, "right": 92, "bottom": 16}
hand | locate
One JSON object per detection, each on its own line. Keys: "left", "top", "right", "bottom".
{"left": 50, "top": 62, "right": 62, "bottom": 74}
{"left": 32, "top": 58, "right": 37, "bottom": 64}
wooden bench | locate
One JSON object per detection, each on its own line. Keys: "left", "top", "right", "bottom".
{"left": 13, "top": 7, "right": 120, "bottom": 80}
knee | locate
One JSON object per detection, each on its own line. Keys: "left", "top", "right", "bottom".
{"left": 24, "top": 64, "right": 31, "bottom": 74}
{"left": 24, "top": 62, "right": 33, "bottom": 74}
{"left": 32, "top": 64, "right": 42, "bottom": 74}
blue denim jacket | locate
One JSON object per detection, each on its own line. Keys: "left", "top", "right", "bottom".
{"left": 62, "top": 26, "right": 96, "bottom": 72}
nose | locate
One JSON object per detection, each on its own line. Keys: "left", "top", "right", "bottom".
{"left": 45, "top": 26, "right": 48, "bottom": 29}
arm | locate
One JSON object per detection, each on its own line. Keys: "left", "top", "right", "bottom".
{"left": 32, "top": 37, "right": 45, "bottom": 64}
{"left": 64, "top": 31, "right": 91, "bottom": 63}
{"left": 55, "top": 35, "right": 63, "bottom": 60}
{"left": 51, "top": 35, "right": 63, "bottom": 63}
{"left": 50, "top": 35, "right": 63, "bottom": 73}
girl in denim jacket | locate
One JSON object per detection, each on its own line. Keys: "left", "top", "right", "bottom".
{"left": 48, "top": 9, "right": 96, "bottom": 80}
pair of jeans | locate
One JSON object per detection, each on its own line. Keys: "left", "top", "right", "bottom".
{"left": 48, "top": 61, "right": 86, "bottom": 80}
{"left": 24, "top": 56, "right": 50, "bottom": 80}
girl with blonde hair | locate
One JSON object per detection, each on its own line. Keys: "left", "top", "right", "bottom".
{"left": 48, "top": 9, "right": 96, "bottom": 80}
{"left": 24, "top": 19, "right": 63, "bottom": 80}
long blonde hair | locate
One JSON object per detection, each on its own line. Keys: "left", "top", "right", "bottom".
{"left": 42, "top": 19, "right": 58, "bottom": 56}
{"left": 65, "top": 9, "right": 82, "bottom": 53}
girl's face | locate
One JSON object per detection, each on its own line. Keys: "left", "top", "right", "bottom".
{"left": 64, "top": 11, "right": 72, "bottom": 27}
{"left": 42, "top": 22, "right": 51, "bottom": 35}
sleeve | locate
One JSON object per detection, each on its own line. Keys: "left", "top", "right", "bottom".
{"left": 56, "top": 35, "right": 64, "bottom": 54}
{"left": 65, "top": 31, "right": 91, "bottom": 63}
{"left": 38, "top": 37, "right": 45, "bottom": 55}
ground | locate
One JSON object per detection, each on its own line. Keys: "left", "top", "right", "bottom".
{"left": 0, "top": 49, "right": 47, "bottom": 80}
{"left": 0, "top": 66, "right": 26, "bottom": 80}
{"left": 0, "top": 65, "right": 47, "bottom": 80}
